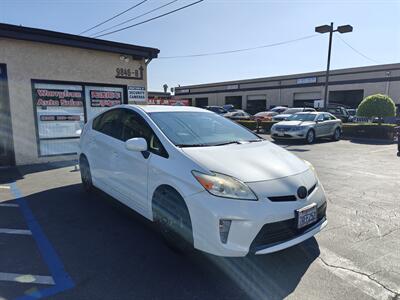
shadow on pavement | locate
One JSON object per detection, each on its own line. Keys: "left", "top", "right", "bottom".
{"left": 345, "top": 137, "right": 395, "bottom": 145}
{"left": 20, "top": 183, "right": 319, "bottom": 300}
{"left": 0, "top": 160, "right": 77, "bottom": 184}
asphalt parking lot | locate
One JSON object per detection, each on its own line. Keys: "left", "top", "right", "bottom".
{"left": 0, "top": 137, "right": 399, "bottom": 300}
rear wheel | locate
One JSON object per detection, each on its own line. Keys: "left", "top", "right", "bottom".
{"left": 153, "top": 187, "right": 193, "bottom": 253}
{"left": 79, "top": 155, "right": 93, "bottom": 193}
{"left": 306, "top": 130, "right": 315, "bottom": 144}
{"left": 332, "top": 127, "right": 341, "bottom": 141}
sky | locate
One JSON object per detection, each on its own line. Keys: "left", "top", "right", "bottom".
{"left": 1, "top": 0, "right": 400, "bottom": 92}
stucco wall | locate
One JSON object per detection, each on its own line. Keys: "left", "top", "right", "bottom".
{"left": 0, "top": 38, "right": 148, "bottom": 165}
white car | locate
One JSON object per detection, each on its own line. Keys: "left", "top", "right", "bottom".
{"left": 79, "top": 105, "right": 327, "bottom": 257}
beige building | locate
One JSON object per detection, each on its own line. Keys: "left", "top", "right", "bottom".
{"left": 0, "top": 23, "right": 159, "bottom": 166}
{"left": 174, "top": 63, "right": 400, "bottom": 115}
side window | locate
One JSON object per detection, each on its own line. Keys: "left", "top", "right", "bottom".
{"left": 329, "top": 114, "right": 337, "bottom": 120}
{"left": 323, "top": 113, "right": 331, "bottom": 121}
{"left": 316, "top": 114, "right": 324, "bottom": 122}
{"left": 94, "top": 109, "right": 123, "bottom": 140}
{"left": 121, "top": 110, "right": 168, "bottom": 158}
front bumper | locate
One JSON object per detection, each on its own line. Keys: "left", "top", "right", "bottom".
{"left": 185, "top": 169, "right": 327, "bottom": 257}
{"left": 271, "top": 128, "right": 308, "bottom": 139}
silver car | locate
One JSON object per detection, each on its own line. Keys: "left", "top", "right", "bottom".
{"left": 271, "top": 112, "right": 342, "bottom": 144}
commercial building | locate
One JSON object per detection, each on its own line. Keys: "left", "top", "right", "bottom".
{"left": 0, "top": 23, "right": 159, "bottom": 167}
{"left": 174, "top": 63, "right": 400, "bottom": 114}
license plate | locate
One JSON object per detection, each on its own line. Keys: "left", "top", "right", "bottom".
{"left": 277, "top": 132, "right": 285, "bottom": 136}
{"left": 296, "top": 203, "right": 317, "bottom": 229}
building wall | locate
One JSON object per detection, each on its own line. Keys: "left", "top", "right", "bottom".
{"left": 0, "top": 38, "right": 147, "bottom": 165}
{"left": 175, "top": 64, "right": 400, "bottom": 110}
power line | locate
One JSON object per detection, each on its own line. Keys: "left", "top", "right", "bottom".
{"left": 79, "top": 0, "right": 148, "bottom": 35}
{"left": 158, "top": 34, "right": 319, "bottom": 59}
{"left": 90, "top": 0, "right": 179, "bottom": 38}
{"left": 337, "top": 35, "right": 380, "bottom": 63}
{"left": 94, "top": 0, "right": 204, "bottom": 38}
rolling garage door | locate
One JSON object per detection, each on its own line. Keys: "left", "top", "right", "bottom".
{"left": 293, "top": 92, "right": 321, "bottom": 108}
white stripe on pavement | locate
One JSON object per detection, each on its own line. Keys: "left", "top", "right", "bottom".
{"left": 0, "top": 272, "right": 55, "bottom": 285}
{"left": 0, "top": 228, "right": 32, "bottom": 235}
{"left": 0, "top": 185, "right": 10, "bottom": 189}
{"left": 0, "top": 203, "right": 19, "bottom": 207}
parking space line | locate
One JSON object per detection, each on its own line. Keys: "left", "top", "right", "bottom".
{"left": 0, "top": 185, "right": 11, "bottom": 189}
{"left": 0, "top": 203, "right": 19, "bottom": 207}
{"left": 9, "top": 182, "right": 74, "bottom": 300}
{"left": 0, "top": 272, "right": 55, "bottom": 285}
{"left": 0, "top": 228, "right": 32, "bottom": 235}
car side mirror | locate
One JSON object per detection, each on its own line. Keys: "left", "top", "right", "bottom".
{"left": 125, "top": 137, "right": 148, "bottom": 152}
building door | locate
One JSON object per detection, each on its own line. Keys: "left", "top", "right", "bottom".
{"left": 225, "top": 96, "right": 242, "bottom": 109}
{"left": 195, "top": 97, "right": 208, "bottom": 108}
{"left": 0, "top": 64, "right": 15, "bottom": 166}
{"left": 329, "top": 90, "right": 364, "bottom": 108}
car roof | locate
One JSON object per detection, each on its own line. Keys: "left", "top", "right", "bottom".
{"left": 122, "top": 104, "right": 209, "bottom": 113}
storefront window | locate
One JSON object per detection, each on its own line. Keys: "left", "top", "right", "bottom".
{"left": 85, "top": 86, "right": 124, "bottom": 121}
{"left": 33, "top": 82, "right": 125, "bottom": 156}
{"left": 33, "top": 83, "right": 84, "bottom": 156}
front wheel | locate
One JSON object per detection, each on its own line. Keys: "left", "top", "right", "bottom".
{"left": 332, "top": 128, "right": 341, "bottom": 141}
{"left": 306, "top": 130, "right": 315, "bottom": 144}
{"left": 153, "top": 187, "right": 193, "bottom": 253}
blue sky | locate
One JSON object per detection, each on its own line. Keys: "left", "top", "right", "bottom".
{"left": 1, "top": 0, "right": 399, "bottom": 91}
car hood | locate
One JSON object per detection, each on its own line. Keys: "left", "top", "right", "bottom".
{"left": 181, "top": 141, "right": 309, "bottom": 182}
{"left": 276, "top": 120, "right": 315, "bottom": 126}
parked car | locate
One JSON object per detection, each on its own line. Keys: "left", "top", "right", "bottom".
{"left": 254, "top": 111, "right": 277, "bottom": 121}
{"left": 224, "top": 110, "right": 253, "bottom": 120}
{"left": 271, "top": 112, "right": 342, "bottom": 144}
{"left": 222, "top": 104, "right": 236, "bottom": 112}
{"left": 327, "top": 106, "right": 350, "bottom": 122}
{"left": 270, "top": 106, "right": 288, "bottom": 114}
{"left": 273, "top": 107, "right": 316, "bottom": 122}
{"left": 347, "top": 109, "right": 357, "bottom": 122}
{"left": 79, "top": 105, "right": 327, "bottom": 257}
{"left": 205, "top": 106, "right": 227, "bottom": 115}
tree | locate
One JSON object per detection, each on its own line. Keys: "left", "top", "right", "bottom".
{"left": 163, "top": 84, "right": 168, "bottom": 93}
{"left": 357, "top": 94, "right": 396, "bottom": 123}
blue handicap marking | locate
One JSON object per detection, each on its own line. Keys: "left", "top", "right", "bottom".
{"left": 10, "top": 182, "right": 74, "bottom": 300}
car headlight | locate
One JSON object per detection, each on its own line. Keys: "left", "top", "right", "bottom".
{"left": 192, "top": 171, "right": 258, "bottom": 201}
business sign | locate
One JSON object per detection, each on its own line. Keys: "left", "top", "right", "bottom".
{"left": 314, "top": 100, "right": 324, "bottom": 108}
{"left": 297, "top": 77, "right": 317, "bottom": 84}
{"left": 40, "top": 115, "right": 81, "bottom": 122}
{"left": 148, "top": 98, "right": 190, "bottom": 106}
{"left": 226, "top": 84, "right": 239, "bottom": 90}
{"left": 34, "top": 89, "right": 83, "bottom": 107}
{"left": 89, "top": 90, "right": 122, "bottom": 107}
{"left": 128, "top": 86, "right": 146, "bottom": 103}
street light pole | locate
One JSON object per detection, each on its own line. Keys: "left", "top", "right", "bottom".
{"left": 323, "top": 22, "right": 334, "bottom": 110}
{"left": 315, "top": 23, "right": 353, "bottom": 109}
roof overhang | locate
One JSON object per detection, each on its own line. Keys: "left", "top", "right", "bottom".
{"left": 0, "top": 23, "right": 159, "bottom": 59}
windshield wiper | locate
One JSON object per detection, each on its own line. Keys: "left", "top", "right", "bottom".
{"left": 176, "top": 143, "right": 211, "bottom": 148}
{"left": 212, "top": 141, "right": 242, "bottom": 146}
{"left": 247, "top": 138, "right": 264, "bottom": 143}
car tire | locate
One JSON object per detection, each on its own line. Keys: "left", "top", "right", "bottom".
{"left": 79, "top": 155, "right": 93, "bottom": 193}
{"left": 152, "top": 187, "right": 193, "bottom": 253}
{"left": 306, "top": 129, "right": 316, "bottom": 144}
{"left": 332, "top": 128, "right": 341, "bottom": 141}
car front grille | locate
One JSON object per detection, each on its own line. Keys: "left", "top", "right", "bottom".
{"left": 268, "top": 183, "right": 317, "bottom": 202}
{"left": 249, "top": 202, "right": 327, "bottom": 253}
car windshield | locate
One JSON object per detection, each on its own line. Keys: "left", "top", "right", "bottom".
{"left": 149, "top": 111, "right": 260, "bottom": 147}
{"left": 287, "top": 113, "right": 316, "bottom": 121}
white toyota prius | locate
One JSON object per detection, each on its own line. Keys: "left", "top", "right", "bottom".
{"left": 79, "top": 105, "right": 327, "bottom": 257}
